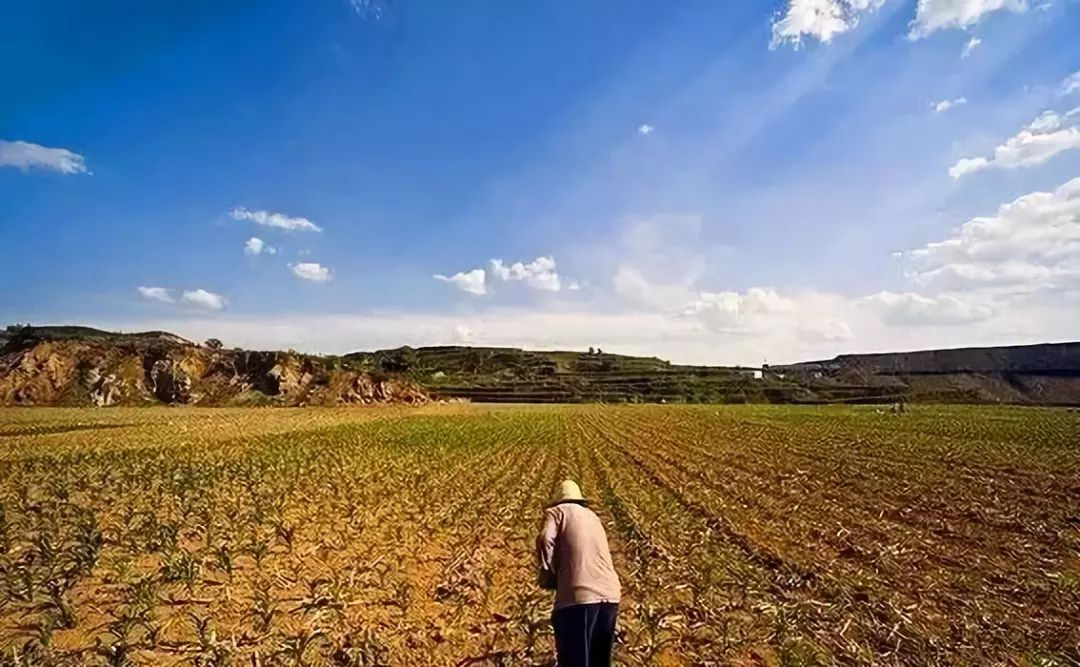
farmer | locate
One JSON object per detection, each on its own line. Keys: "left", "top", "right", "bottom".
{"left": 536, "top": 479, "right": 622, "bottom": 667}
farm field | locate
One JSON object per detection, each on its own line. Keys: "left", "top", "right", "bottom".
{"left": 0, "top": 405, "right": 1077, "bottom": 666}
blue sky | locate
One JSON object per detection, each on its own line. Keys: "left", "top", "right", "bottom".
{"left": 2, "top": 0, "right": 1079, "bottom": 363}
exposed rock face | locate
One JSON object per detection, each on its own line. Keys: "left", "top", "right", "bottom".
{"left": 0, "top": 327, "right": 428, "bottom": 407}
{"left": 0, "top": 342, "right": 79, "bottom": 404}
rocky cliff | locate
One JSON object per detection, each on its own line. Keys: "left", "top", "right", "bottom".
{"left": 0, "top": 326, "right": 428, "bottom": 407}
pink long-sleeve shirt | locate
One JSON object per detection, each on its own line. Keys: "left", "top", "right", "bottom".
{"left": 536, "top": 502, "right": 621, "bottom": 611}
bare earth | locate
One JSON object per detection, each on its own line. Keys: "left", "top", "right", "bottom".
{"left": 0, "top": 404, "right": 1077, "bottom": 665}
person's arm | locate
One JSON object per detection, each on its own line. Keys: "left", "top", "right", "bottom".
{"left": 536, "top": 508, "right": 558, "bottom": 590}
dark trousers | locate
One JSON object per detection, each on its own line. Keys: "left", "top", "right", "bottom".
{"left": 552, "top": 602, "right": 619, "bottom": 667}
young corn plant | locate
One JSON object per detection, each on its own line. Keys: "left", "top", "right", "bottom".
{"left": 250, "top": 581, "right": 278, "bottom": 635}
{"left": 330, "top": 629, "right": 391, "bottom": 667}
{"left": 212, "top": 542, "right": 234, "bottom": 579}
{"left": 276, "top": 627, "right": 327, "bottom": 666}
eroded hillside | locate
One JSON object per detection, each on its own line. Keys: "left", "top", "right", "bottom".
{"left": 0, "top": 326, "right": 427, "bottom": 407}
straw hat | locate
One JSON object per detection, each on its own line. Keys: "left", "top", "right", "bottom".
{"left": 550, "top": 479, "right": 586, "bottom": 506}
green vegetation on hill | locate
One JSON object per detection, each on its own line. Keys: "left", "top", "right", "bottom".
{"left": 344, "top": 341, "right": 1080, "bottom": 405}
{"left": 5, "top": 325, "right": 1080, "bottom": 405}
{"left": 343, "top": 345, "right": 803, "bottom": 404}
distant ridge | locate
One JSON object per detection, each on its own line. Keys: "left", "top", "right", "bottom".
{"left": 3, "top": 324, "right": 1079, "bottom": 406}
{"left": 781, "top": 341, "right": 1080, "bottom": 375}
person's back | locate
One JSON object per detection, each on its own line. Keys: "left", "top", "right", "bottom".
{"left": 536, "top": 480, "right": 621, "bottom": 667}
{"left": 541, "top": 502, "right": 621, "bottom": 608}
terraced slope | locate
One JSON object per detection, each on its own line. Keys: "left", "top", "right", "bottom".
{"left": 346, "top": 345, "right": 805, "bottom": 404}
{"left": 349, "top": 343, "right": 1080, "bottom": 405}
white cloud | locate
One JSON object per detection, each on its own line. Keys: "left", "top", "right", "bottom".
{"left": 290, "top": 262, "right": 333, "bottom": 282}
{"left": 612, "top": 265, "right": 694, "bottom": 310}
{"left": 860, "top": 291, "right": 994, "bottom": 325}
{"left": 490, "top": 256, "right": 563, "bottom": 292}
{"left": 180, "top": 289, "right": 226, "bottom": 310}
{"left": 770, "top": 0, "right": 884, "bottom": 49}
{"left": 910, "top": 261, "right": 1080, "bottom": 292}
{"left": 932, "top": 97, "right": 967, "bottom": 113}
{"left": 244, "top": 237, "right": 276, "bottom": 256}
{"left": 682, "top": 291, "right": 742, "bottom": 330}
{"left": 948, "top": 157, "right": 988, "bottom": 178}
{"left": 434, "top": 268, "right": 487, "bottom": 295}
{"left": 961, "top": 36, "right": 982, "bottom": 58}
{"left": 0, "top": 140, "right": 89, "bottom": 174}
{"left": 611, "top": 215, "right": 708, "bottom": 310}
{"left": 435, "top": 256, "right": 572, "bottom": 296}
{"left": 949, "top": 111, "right": 1080, "bottom": 178}
{"left": 680, "top": 287, "right": 850, "bottom": 348}
{"left": 139, "top": 286, "right": 226, "bottom": 310}
{"left": 96, "top": 291, "right": 1080, "bottom": 367}
{"left": 801, "top": 317, "right": 854, "bottom": 342}
{"left": 903, "top": 177, "right": 1080, "bottom": 294}
{"left": 1060, "top": 71, "right": 1080, "bottom": 96}
{"left": 89, "top": 308, "right": 822, "bottom": 365}
{"left": 638, "top": 124, "right": 655, "bottom": 135}
{"left": 230, "top": 207, "right": 322, "bottom": 232}
{"left": 683, "top": 288, "right": 804, "bottom": 331}
{"left": 909, "top": 0, "right": 1026, "bottom": 38}
{"left": 1026, "top": 109, "right": 1064, "bottom": 132}
{"left": 453, "top": 324, "right": 473, "bottom": 343}
{"left": 137, "top": 286, "right": 175, "bottom": 303}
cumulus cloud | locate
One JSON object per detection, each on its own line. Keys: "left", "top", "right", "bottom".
{"left": 638, "top": 124, "right": 655, "bottom": 135}
{"left": 490, "top": 256, "right": 564, "bottom": 292}
{"left": 903, "top": 177, "right": 1080, "bottom": 294}
{"left": 682, "top": 288, "right": 797, "bottom": 332}
{"left": 137, "top": 286, "right": 175, "bottom": 303}
{"left": 948, "top": 157, "right": 988, "bottom": 178}
{"left": 1063, "top": 71, "right": 1080, "bottom": 96}
{"left": 860, "top": 291, "right": 994, "bottom": 325}
{"left": 770, "top": 0, "right": 884, "bottom": 49}
{"left": 961, "top": 36, "right": 982, "bottom": 58}
{"left": 949, "top": 111, "right": 1080, "bottom": 178}
{"left": 933, "top": 97, "right": 967, "bottom": 113}
{"left": 180, "top": 289, "right": 227, "bottom": 310}
{"left": 681, "top": 287, "right": 854, "bottom": 345}
{"left": 0, "top": 140, "right": 89, "bottom": 174}
{"left": 244, "top": 237, "right": 276, "bottom": 256}
{"left": 434, "top": 268, "right": 488, "bottom": 295}
{"left": 435, "top": 256, "right": 574, "bottom": 296}
{"left": 139, "top": 286, "right": 226, "bottom": 309}
{"left": 679, "top": 287, "right": 853, "bottom": 345}
{"left": 909, "top": 0, "right": 1026, "bottom": 39}
{"left": 290, "top": 262, "right": 333, "bottom": 282}
{"left": 230, "top": 207, "right": 322, "bottom": 232}
{"left": 682, "top": 292, "right": 742, "bottom": 331}
{"left": 1027, "top": 110, "right": 1065, "bottom": 132}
